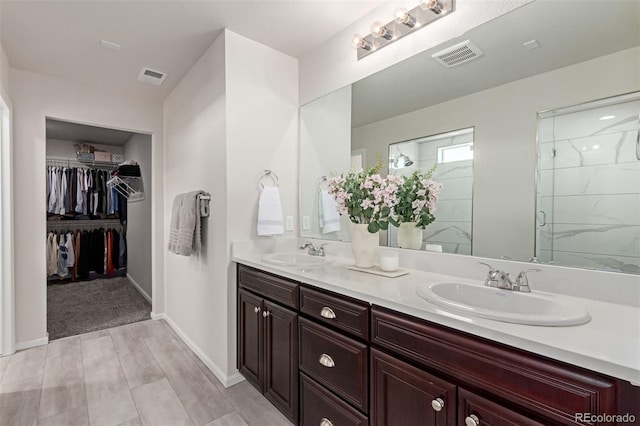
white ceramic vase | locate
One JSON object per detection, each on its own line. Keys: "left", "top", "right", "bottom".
{"left": 349, "top": 222, "right": 379, "bottom": 268}
{"left": 397, "top": 221, "right": 423, "bottom": 250}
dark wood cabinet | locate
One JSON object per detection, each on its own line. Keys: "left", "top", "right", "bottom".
{"left": 237, "top": 266, "right": 299, "bottom": 424}
{"left": 371, "top": 348, "right": 456, "bottom": 426}
{"left": 236, "top": 264, "right": 639, "bottom": 426}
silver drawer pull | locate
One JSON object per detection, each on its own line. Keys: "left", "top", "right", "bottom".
{"left": 318, "top": 353, "right": 335, "bottom": 368}
{"left": 431, "top": 397, "right": 445, "bottom": 412}
{"left": 262, "top": 310, "right": 270, "bottom": 318}
{"left": 320, "top": 418, "right": 333, "bottom": 426}
{"left": 465, "top": 414, "right": 480, "bottom": 426}
{"left": 320, "top": 306, "right": 336, "bottom": 319}
{"left": 254, "top": 306, "right": 260, "bottom": 314}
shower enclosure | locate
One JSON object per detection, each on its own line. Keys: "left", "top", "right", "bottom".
{"left": 536, "top": 92, "right": 640, "bottom": 274}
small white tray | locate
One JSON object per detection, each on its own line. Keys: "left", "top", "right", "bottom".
{"left": 347, "top": 265, "right": 410, "bottom": 278}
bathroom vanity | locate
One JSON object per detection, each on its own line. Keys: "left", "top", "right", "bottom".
{"left": 234, "top": 248, "right": 640, "bottom": 426}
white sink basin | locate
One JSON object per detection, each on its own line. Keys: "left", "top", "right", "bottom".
{"left": 262, "top": 252, "right": 327, "bottom": 268}
{"left": 417, "top": 282, "right": 590, "bottom": 326}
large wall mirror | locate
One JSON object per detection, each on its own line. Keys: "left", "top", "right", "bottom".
{"left": 299, "top": 0, "right": 640, "bottom": 274}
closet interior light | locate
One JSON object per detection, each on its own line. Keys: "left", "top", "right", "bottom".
{"left": 352, "top": 0, "right": 454, "bottom": 60}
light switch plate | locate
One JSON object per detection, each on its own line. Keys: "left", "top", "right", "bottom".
{"left": 302, "top": 216, "right": 310, "bottom": 230}
{"left": 285, "top": 216, "right": 294, "bottom": 231}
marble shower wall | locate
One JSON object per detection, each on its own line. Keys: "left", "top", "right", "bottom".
{"left": 537, "top": 97, "right": 640, "bottom": 274}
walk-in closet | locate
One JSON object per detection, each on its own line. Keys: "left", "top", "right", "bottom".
{"left": 45, "top": 118, "right": 152, "bottom": 340}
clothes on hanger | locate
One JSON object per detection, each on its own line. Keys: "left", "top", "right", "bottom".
{"left": 46, "top": 165, "right": 120, "bottom": 217}
{"left": 46, "top": 227, "right": 126, "bottom": 280}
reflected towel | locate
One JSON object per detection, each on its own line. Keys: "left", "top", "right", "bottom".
{"left": 319, "top": 190, "right": 340, "bottom": 234}
{"left": 257, "top": 186, "right": 284, "bottom": 236}
{"left": 168, "top": 190, "right": 205, "bottom": 256}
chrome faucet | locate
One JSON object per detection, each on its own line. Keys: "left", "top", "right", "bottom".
{"left": 299, "top": 242, "right": 327, "bottom": 257}
{"left": 477, "top": 262, "right": 540, "bottom": 293}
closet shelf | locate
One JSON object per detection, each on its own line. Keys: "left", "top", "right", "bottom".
{"left": 107, "top": 175, "right": 144, "bottom": 202}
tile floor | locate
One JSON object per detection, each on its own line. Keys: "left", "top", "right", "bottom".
{"left": 0, "top": 320, "right": 291, "bottom": 426}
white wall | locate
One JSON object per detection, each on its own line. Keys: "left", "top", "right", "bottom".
{"left": 0, "top": 42, "right": 10, "bottom": 100}
{"left": 163, "top": 32, "right": 229, "bottom": 384}
{"left": 46, "top": 139, "right": 125, "bottom": 158}
{"left": 10, "top": 68, "right": 163, "bottom": 346}
{"left": 225, "top": 30, "right": 299, "bottom": 373}
{"left": 351, "top": 47, "right": 640, "bottom": 261}
{"left": 298, "top": 0, "right": 531, "bottom": 105}
{"left": 299, "top": 85, "right": 352, "bottom": 241}
{"left": 163, "top": 29, "right": 298, "bottom": 387}
{"left": 124, "top": 133, "right": 153, "bottom": 299}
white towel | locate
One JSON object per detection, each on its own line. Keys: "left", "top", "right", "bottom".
{"left": 319, "top": 189, "right": 340, "bottom": 234}
{"left": 257, "top": 186, "right": 284, "bottom": 236}
{"left": 168, "top": 190, "right": 205, "bottom": 256}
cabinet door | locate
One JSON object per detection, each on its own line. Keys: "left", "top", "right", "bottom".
{"left": 264, "top": 300, "right": 299, "bottom": 424}
{"left": 238, "top": 289, "right": 263, "bottom": 392}
{"left": 458, "top": 388, "right": 546, "bottom": 426}
{"left": 371, "top": 348, "right": 456, "bottom": 426}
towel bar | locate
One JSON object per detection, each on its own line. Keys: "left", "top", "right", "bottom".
{"left": 198, "top": 193, "right": 211, "bottom": 217}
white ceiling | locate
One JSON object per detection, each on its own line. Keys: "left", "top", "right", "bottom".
{"left": 352, "top": 0, "right": 640, "bottom": 127}
{"left": 0, "top": 0, "right": 386, "bottom": 102}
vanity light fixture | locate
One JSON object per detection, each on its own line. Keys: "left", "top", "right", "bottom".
{"left": 394, "top": 8, "right": 417, "bottom": 28}
{"left": 352, "top": 0, "right": 454, "bottom": 60}
{"left": 599, "top": 115, "right": 615, "bottom": 120}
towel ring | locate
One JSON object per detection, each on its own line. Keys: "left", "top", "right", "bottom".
{"left": 258, "top": 170, "right": 279, "bottom": 189}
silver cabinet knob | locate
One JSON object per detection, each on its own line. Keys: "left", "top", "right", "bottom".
{"left": 431, "top": 397, "right": 445, "bottom": 412}
{"left": 320, "top": 418, "right": 333, "bottom": 426}
{"left": 253, "top": 307, "right": 260, "bottom": 314}
{"left": 465, "top": 414, "right": 480, "bottom": 426}
{"left": 320, "top": 306, "right": 336, "bottom": 319}
{"left": 318, "top": 353, "right": 335, "bottom": 368}
{"left": 262, "top": 310, "right": 270, "bottom": 318}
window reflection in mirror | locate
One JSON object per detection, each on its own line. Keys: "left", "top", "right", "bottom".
{"left": 388, "top": 128, "right": 474, "bottom": 254}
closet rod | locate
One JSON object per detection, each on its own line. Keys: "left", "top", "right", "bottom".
{"left": 47, "top": 219, "right": 122, "bottom": 229}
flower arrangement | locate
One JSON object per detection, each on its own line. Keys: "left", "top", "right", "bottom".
{"left": 327, "top": 161, "right": 403, "bottom": 233}
{"left": 389, "top": 166, "right": 443, "bottom": 229}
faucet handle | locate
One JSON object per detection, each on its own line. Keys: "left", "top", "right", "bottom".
{"left": 477, "top": 261, "right": 496, "bottom": 272}
{"left": 317, "top": 243, "right": 327, "bottom": 257}
{"left": 299, "top": 242, "right": 313, "bottom": 250}
{"left": 514, "top": 269, "right": 541, "bottom": 292}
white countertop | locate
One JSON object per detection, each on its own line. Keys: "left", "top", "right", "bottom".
{"left": 232, "top": 246, "right": 640, "bottom": 385}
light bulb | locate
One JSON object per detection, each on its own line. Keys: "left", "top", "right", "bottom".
{"left": 419, "top": 0, "right": 444, "bottom": 14}
{"left": 394, "top": 8, "right": 416, "bottom": 27}
{"left": 370, "top": 20, "right": 393, "bottom": 40}
{"left": 351, "top": 33, "right": 372, "bottom": 51}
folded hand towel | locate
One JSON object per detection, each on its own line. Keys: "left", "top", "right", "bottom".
{"left": 257, "top": 186, "right": 284, "bottom": 236}
{"left": 319, "top": 189, "right": 340, "bottom": 234}
{"left": 168, "top": 190, "right": 205, "bottom": 256}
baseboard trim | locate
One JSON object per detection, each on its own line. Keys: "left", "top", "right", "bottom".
{"left": 16, "top": 336, "right": 48, "bottom": 351}
{"left": 150, "top": 312, "right": 165, "bottom": 320}
{"left": 127, "top": 273, "right": 152, "bottom": 304}
{"left": 162, "top": 313, "right": 244, "bottom": 388}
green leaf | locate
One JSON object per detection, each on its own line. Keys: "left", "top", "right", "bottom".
{"left": 352, "top": 206, "right": 362, "bottom": 216}
{"left": 367, "top": 222, "right": 380, "bottom": 233}
{"left": 380, "top": 206, "right": 390, "bottom": 217}
{"left": 379, "top": 221, "right": 389, "bottom": 231}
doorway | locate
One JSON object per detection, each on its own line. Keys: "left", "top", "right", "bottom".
{"left": 45, "top": 118, "right": 153, "bottom": 340}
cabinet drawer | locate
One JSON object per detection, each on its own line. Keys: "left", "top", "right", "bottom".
{"left": 300, "top": 373, "right": 368, "bottom": 426}
{"left": 300, "top": 286, "right": 369, "bottom": 340}
{"left": 238, "top": 264, "right": 299, "bottom": 309}
{"left": 299, "top": 318, "right": 368, "bottom": 412}
{"left": 459, "top": 388, "right": 546, "bottom": 426}
{"left": 371, "top": 306, "right": 617, "bottom": 425}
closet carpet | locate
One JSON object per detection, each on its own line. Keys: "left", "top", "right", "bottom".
{"left": 47, "top": 277, "right": 151, "bottom": 341}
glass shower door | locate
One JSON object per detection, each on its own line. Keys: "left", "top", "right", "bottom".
{"left": 536, "top": 93, "right": 640, "bottom": 273}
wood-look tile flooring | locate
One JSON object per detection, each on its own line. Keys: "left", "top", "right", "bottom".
{"left": 0, "top": 320, "right": 290, "bottom": 426}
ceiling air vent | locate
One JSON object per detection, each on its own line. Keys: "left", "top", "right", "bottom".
{"left": 432, "top": 40, "right": 483, "bottom": 68}
{"left": 137, "top": 67, "right": 168, "bottom": 86}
